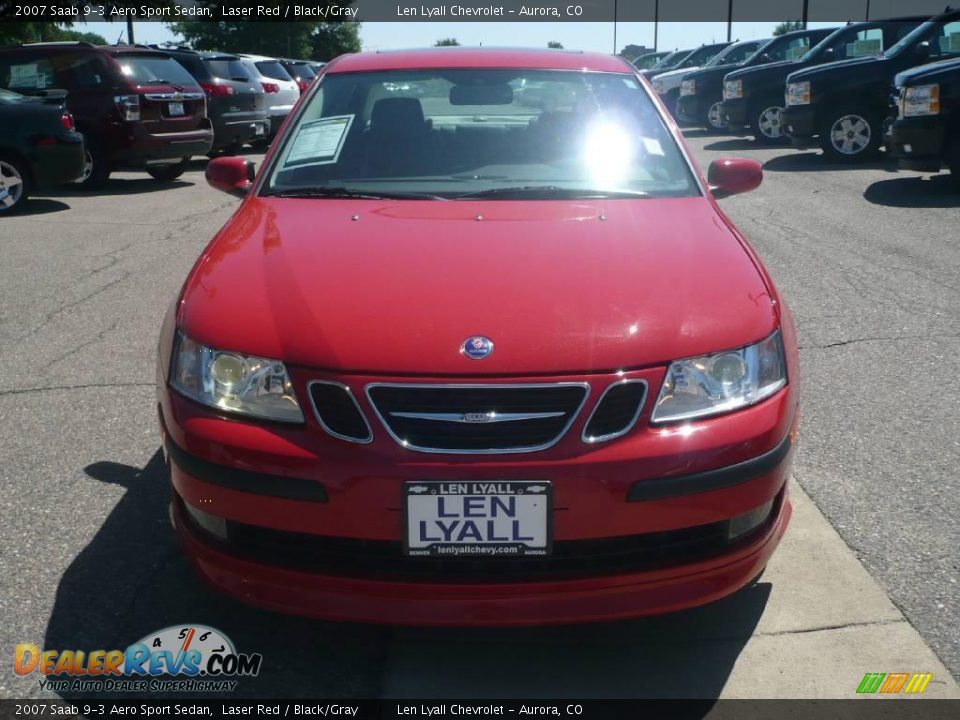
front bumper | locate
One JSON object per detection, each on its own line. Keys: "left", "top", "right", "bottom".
{"left": 676, "top": 95, "right": 705, "bottom": 127}
{"left": 719, "top": 97, "right": 748, "bottom": 129}
{"left": 889, "top": 116, "right": 946, "bottom": 172}
{"left": 782, "top": 105, "right": 818, "bottom": 145}
{"left": 159, "top": 363, "right": 798, "bottom": 625}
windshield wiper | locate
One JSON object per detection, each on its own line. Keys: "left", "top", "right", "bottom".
{"left": 454, "top": 186, "right": 651, "bottom": 200}
{"left": 264, "top": 187, "right": 447, "bottom": 200}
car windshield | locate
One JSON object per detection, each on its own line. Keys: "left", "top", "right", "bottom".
{"left": 884, "top": 16, "right": 960, "bottom": 59}
{"left": 632, "top": 53, "right": 665, "bottom": 69}
{"left": 116, "top": 55, "right": 198, "bottom": 86}
{"left": 677, "top": 45, "right": 727, "bottom": 69}
{"left": 288, "top": 63, "right": 317, "bottom": 80}
{"left": 652, "top": 50, "right": 690, "bottom": 70}
{"left": 256, "top": 60, "right": 292, "bottom": 81}
{"left": 264, "top": 69, "right": 698, "bottom": 200}
{"left": 748, "top": 34, "right": 818, "bottom": 64}
{"left": 703, "top": 42, "right": 761, "bottom": 67}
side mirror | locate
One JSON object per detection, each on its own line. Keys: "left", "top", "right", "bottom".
{"left": 708, "top": 157, "right": 763, "bottom": 197}
{"left": 206, "top": 156, "right": 255, "bottom": 198}
{"left": 914, "top": 41, "right": 931, "bottom": 59}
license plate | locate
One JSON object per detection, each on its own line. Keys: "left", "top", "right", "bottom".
{"left": 254, "top": 123, "right": 266, "bottom": 136}
{"left": 168, "top": 102, "right": 184, "bottom": 116}
{"left": 404, "top": 481, "right": 551, "bottom": 557}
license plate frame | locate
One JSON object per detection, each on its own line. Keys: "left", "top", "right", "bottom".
{"left": 168, "top": 102, "right": 185, "bottom": 116}
{"left": 403, "top": 481, "right": 552, "bottom": 557}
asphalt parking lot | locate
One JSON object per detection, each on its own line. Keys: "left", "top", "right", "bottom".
{"left": 0, "top": 137, "right": 957, "bottom": 699}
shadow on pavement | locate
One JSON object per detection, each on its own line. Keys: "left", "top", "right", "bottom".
{"left": 763, "top": 152, "right": 897, "bottom": 173}
{"left": 15, "top": 198, "right": 71, "bottom": 216}
{"left": 40, "top": 451, "right": 769, "bottom": 703}
{"left": 46, "top": 179, "right": 193, "bottom": 198}
{"left": 863, "top": 174, "right": 960, "bottom": 208}
{"left": 704, "top": 138, "right": 785, "bottom": 152}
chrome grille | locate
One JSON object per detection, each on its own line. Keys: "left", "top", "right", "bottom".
{"left": 366, "top": 383, "right": 590, "bottom": 454}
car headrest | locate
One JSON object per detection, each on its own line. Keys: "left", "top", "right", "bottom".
{"left": 370, "top": 97, "right": 426, "bottom": 132}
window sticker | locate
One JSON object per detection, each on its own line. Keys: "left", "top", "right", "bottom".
{"left": 283, "top": 114, "right": 354, "bottom": 168}
{"left": 847, "top": 39, "right": 882, "bottom": 57}
{"left": 10, "top": 64, "right": 39, "bottom": 88}
{"left": 940, "top": 33, "right": 960, "bottom": 53}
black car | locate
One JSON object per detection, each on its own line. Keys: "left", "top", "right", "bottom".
{"left": 676, "top": 28, "right": 835, "bottom": 132}
{"left": 783, "top": 8, "right": 960, "bottom": 161}
{"left": 0, "top": 88, "right": 84, "bottom": 213}
{"left": 0, "top": 43, "right": 212, "bottom": 187}
{"left": 279, "top": 59, "right": 317, "bottom": 94}
{"left": 721, "top": 18, "right": 926, "bottom": 144}
{"left": 160, "top": 47, "right": 270, "bottom": 154}
{"left": 672, "top": 39, "right": 767, "bottom": 130}
{"left": 647, "top": 43, "right": 729, "bottom": 86}
{"left": 889, "top": 57, "right": 960, "bottom": 180}
{"left": 640, "top": 49, "right": 693, "bottom": 79}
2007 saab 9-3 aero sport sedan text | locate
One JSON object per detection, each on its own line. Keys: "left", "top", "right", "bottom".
{"left": 157, "top": 48, "right": 800, "bottom": 625}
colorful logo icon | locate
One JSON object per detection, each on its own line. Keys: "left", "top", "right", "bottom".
{"left": 857, "top": 672, "right": 933, "bottom": 695}
{"left": 461, "top": 336, "right": 494, "bottom": 360}
{"left": 14, "top": 624, "right": 261, "bottom": 693}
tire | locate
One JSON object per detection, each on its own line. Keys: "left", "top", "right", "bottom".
{"left": 147, "top": 158, "right": 189, "bottom": 182}
{"left": 818, "top": 106, "right": 882, "bottom": 162}
{"left": 750, "top": 103, "right": 787, "bottom": 145}
{"left": 72, "top": 143, "right": 110, "bottom": 189}
{"left": 704, "top": 100, "right": 727, "bottom": 134}
{"left": 0, "top": 155, "right": 31, "bottom": 214}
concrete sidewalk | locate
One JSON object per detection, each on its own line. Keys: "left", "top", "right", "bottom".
{"left": 377, "top": 483, "right": 959, "bottom": 698}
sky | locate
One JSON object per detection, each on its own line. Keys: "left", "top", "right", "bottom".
{"left": 81, "top": 20, "right": 842, "bottom": 55}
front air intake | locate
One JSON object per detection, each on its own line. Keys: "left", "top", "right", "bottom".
{"left": 308, "top": 381, "right": 373, "bottom": 443}
{"left": 582, "top": 380, "right": 648, "bottom": 443}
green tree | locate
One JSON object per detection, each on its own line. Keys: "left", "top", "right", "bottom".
{"left": 170, "top": 2, "right": 357, "bottom": 58}
{"left": 547, "top": 41, "right": 563, "bottom": 49}
{"left": 773, "top": 21, "right": 803, "bottom": 36}
{"left": 434, "top": 38, "right": 460, "bottom": 47}
{"left": 311, "top": 22, "right": 361, "bottom": 61}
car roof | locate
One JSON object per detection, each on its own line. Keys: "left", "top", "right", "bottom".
{"left": 326, "top": 47, "right": 633, "bottom": 74}
{"left": 239, "top": 53, "right": 280, "bottom": 62}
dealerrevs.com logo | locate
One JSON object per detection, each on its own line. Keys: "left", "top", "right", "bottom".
{"left": 14, "top": 625, "right": 262, "bottom": 693}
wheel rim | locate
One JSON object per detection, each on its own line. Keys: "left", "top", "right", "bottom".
{"left": 830, "top": 114, "right": 871, "bottom": 155}
{"left": 758, "top": 106, "right": 783, "bottom": 139}
{"left": 79, "top": 150, "right": 94, "bottom": 183}
{"left": 707, "top": 102, "right": 725, "bottom": 129}
{"left": 0, "top": 160, "right": 25, "bottom": 210}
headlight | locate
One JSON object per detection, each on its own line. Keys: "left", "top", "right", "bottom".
{"left": 652, "top": 78, "right": 665, "bottom": 94}
{"left": 680, "top": 79, "right": 696, "bottom": 96}
{"left": 651, "top": 331, "right": 787, "bottom": 424}
{"left": 723, "top": 79, "right": 742, "bottom": 100}
{"left": 902, "top": 83, "right": 939, "bottom": 117}
{"left": 170, "top": 331, "right": 304, "bottom": 422}
{"left": 785, "top": 81, "right": 811, "bottom": 106}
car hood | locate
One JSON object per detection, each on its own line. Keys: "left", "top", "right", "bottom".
{"left": 179, "top": 197, "right": 777, "bottom": 375}
{"left": 725, "top": 58, "right": 803, "bottom": 83}
{"left": 654, "top": 66, "right": 702, "bottom": 84}
{"left": 895, "top": 56, "right": 960, "bottom": 85}
{"left": 787, "top": 54, "right": 883, "bottom": 82}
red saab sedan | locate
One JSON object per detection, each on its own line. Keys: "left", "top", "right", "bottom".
{"left": 158, "top": 48, "right": 799, "bottom": 625}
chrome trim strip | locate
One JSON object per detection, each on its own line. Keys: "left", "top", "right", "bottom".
{"left": 581, "top": 379, "right": 649, "bottom": 444}
{"left": 144, "top": 92, "right": 205, "bottom": 101}
{"left": 389, "top": 411, "right": 566, "bottom": 423}
{"left": 365, "top": 382, "right": 591, "bottom": 455}
{"left": 307, "top": 380, "right": 373, "bottom": 444}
